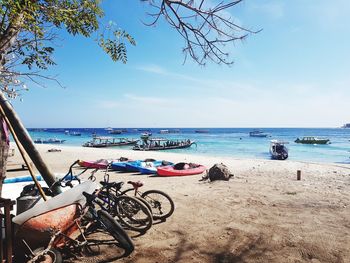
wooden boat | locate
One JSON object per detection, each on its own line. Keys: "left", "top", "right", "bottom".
{"left": 270, "top": 140, "right": 289, "bottom": 160}
{"left": 82, "top": 136, "right": 138, "bottom": 147}
{"left": 34, "top": 138, "right": 66, "bottom": 144}
{"left": 294, "top": 137, "right": 330, "bottom": 144}
{"left": 157, "top": 163, "right": 206, "bottom": 177}
{"left": 133, "top": 138, "right": 196, "bottom": 151}
{"left": 125, "top": 160, "right": 173, "bottom": 174}
{"left": 249, "top": 130, "right": 268, "bottom": 137}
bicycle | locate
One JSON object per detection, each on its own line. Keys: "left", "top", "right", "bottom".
{"left": 88, "top": 168, "right": 153, "bottom": 232}
{"left": 121, "top": 181, "right": 175, "bottom": 221}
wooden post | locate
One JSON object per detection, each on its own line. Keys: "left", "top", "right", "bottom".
{"left": 0, "top": 197, "right": 15, "bottom": 263}
{"left": 297, "top": 170, "right": 301, "bottom": 180}
{"left": 0, "top": 91, "right": 60, "bottom": 194}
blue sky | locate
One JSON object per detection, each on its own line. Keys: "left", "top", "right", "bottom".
{"left": 12, "top": 0, "right": 350, "bottom": 128}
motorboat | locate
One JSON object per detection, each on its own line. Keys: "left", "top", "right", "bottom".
{"left": 249, "top": 130, "right": 268, "bottom": 137}
{"left": 140, "top": 132, "right": 152, "bottom": 140}
{"left": 270, "top": 140, "right": 289, "bottom": 160}
{"left": 294, "top": 137, "right": 330, "bottom": 144}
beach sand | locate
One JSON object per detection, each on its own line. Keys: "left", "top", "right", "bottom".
{"left": 6, "top": 143, "right": 350, "bottom": 262}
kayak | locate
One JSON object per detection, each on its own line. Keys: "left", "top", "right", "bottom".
{"left": 157, "top": 163, "right": 206, "bottom": 177}
{"left": 4, "top": 175, "right": 43, "bottom": 184}
{"left": 80, "top": 157, "right": 132, "bottom": 169}
{"left": 125, "top": 160, "right": 173, "bottom": 174}
{"left": 110, "top": 160, "right": 139, "bottom": 171}
{"left": 78, "top": 159, "right": 111, "bottom": 169}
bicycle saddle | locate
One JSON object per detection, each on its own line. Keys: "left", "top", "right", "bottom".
{"left": 100, "top": 181, "right": 124, "bottom": 190}
{"left": 127, "top": 181, "right": 144, "bottom": 189}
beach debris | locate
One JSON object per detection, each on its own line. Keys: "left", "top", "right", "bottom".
{"left": 203, "top": 163, "right": 234, "bottom": 181}
{"left": 48, "top": 148, "right": 61, "bottom": 152}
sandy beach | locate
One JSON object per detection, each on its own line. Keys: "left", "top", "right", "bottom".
{"left": 6, "top": 143, "right": 350, "bottom": 262}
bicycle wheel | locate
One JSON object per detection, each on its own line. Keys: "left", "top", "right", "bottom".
{"left": 120, "top": 189, "right": 153, "bottom": 216}
{"left": 114, "top": 195, "right": 153, "bottom": 232}
{"left": 141, "top": 190, "right": 175, "bottom": 220}
{"left": 97, "top": 210, "right": 134, "bottom": 256}
{"left": 135, "top": 196, "right": 153, "bottom": 214}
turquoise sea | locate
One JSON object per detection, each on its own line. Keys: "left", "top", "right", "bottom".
{"left": 25, "top": 128, "right": 350, "bottom": 164}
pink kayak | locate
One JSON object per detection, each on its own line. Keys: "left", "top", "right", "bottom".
{"left": 78, "top": 159, "right": 111, "bottom": 169}
{"left": 79, "top": 157, "right": 132, "bottom": 169}
{"left": 157, "top": 163, "right": 206, "bottom": 177}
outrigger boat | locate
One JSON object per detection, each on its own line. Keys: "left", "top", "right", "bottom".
{"left": 270, "top": 140, "right": 289, "bottom": 160}
{"left": 82, "top": 136, "right": 138, "bottom": 148}
{"left": 294, "top": 137, "right": 330, "bottom": 144}
{"left": 34, "top": 138, "right": 66, "bottom": 144}
{"left": 133, "top": 137, "right": 196, "bottom": 151}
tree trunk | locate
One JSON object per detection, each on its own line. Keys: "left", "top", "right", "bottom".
{"left": 0, "top": 116, "right": 9, "bottom": 196}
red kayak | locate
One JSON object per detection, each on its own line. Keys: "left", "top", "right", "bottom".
{"left": 157, "top": 163, "right": 206, "bottom": 177}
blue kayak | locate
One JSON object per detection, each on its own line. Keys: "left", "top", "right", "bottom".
{"left": 111, "top": 160, "right": 140, "bottom": 171}
{"left": 125, "top": 160, "right": 174, "bottom": 174}
{"left": 4, "top": 175, "right": 43, "bottom": 184}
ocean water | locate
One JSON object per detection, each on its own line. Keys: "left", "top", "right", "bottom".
{"left": 25, "top": 128, "right": 350, "bottom": 164}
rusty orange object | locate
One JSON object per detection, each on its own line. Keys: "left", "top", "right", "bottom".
{"left": 16, "top": 204, "right": 80, "bottom": 248}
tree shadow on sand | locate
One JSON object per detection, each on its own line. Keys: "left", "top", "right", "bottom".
{"left": 122, "top": 227, "right": 345, "bottom": 263}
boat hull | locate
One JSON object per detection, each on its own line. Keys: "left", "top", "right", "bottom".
{"left": 83, "top": 141, "right": 138, "bottom": 148}
{"left": 250, "top": 134, "right": 268, "bottom": 138}
{"left": 270, "top": 150, "right": 288, "bottom": 160}
{"left": 295, "top": 139, "right": 329, "bottom": 144}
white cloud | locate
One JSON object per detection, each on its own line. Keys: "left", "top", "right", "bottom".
{"left": 136, "top": 64, "right": 167, "bottom": 75}
{"left": 124, "top": 94, "right": 171, "bottom": 106}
